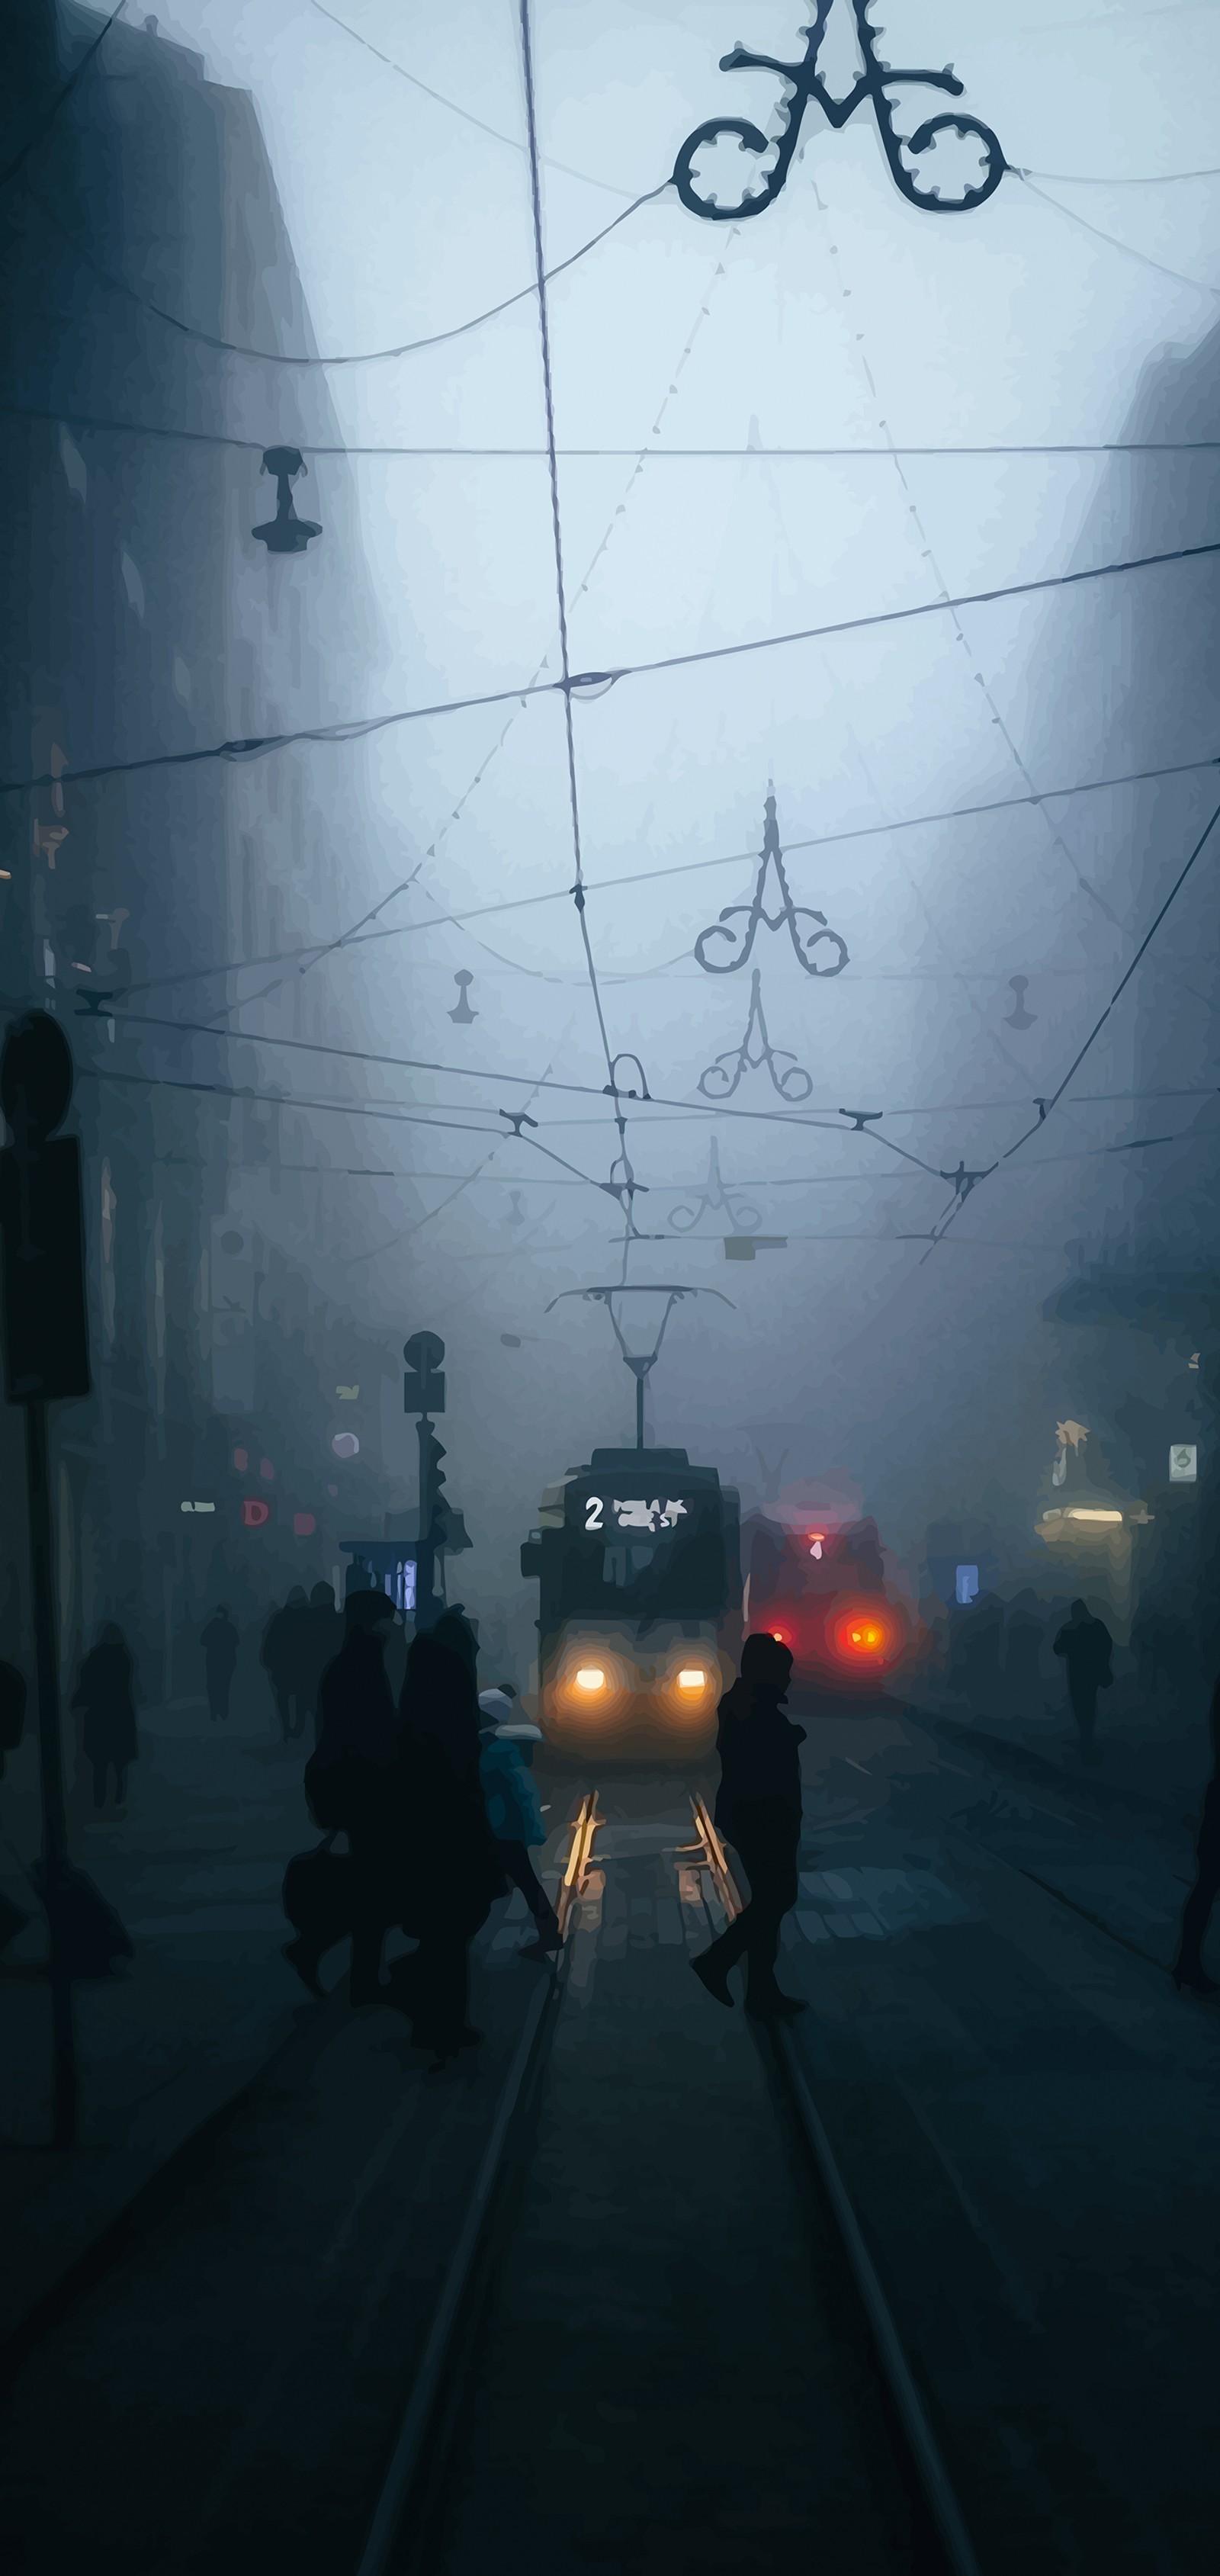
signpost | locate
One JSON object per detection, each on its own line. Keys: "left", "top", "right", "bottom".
{"left": 403, "top": 1331, "right": 447, "bottom": 1629}
{"left": 0, "top": 1011, "right": 116, "bottom": 2145}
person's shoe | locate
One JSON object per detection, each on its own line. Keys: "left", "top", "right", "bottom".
{"left": 282, "top": 1937, "right": 325, "bottom": 2000}
{"left": 1172, "top": 1962, "right": 1220, "bottom": 1998}
{"left": 691, "top": 1951, "right": 734, "bottom": 2008}
{"left": 746, "top": 1989, "right": 807, "bottom": 2022}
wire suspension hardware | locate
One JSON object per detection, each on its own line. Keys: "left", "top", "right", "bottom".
{"left": 695, "top": 789, "right": 849, "bottom": 977}
{"left": 699, "top": 969, "right": 814, "bottom": 1103}
{"left": 545, "top": 1283, "right": 734, "bottom": 1450}
{"left": 674, "top": 0, "right": 1004, "bottom": 224}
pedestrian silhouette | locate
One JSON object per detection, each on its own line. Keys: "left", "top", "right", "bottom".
{"left": 304, "top": 1581, "right": 344, "bottom": 1737}
{"left": 261, "top": 1585, "right": 312, "bottom": 1739}
{"left": 1052, "top": 1598, "right": 1114, "bottom": 1756}
{"left": 394, "top": 1614, "right": 506, "bottom": 2065}
{"left": 71, "top": 1624, "right": 138, "bottom": 1810}
{"left": 201, "top": 1604, "right": 239, "bottom": 1722}
{"left": 1003, "top": 1591, "right": 1045, "bottom": 1720}
{"left": 304, "top": 1588, "right": 403, "bottom": 2004}
{"left": 1173, "top": 1673, "right": 1220, "bottom": 1999}
{"left": 691, "top": 1633, "right": 807, "bottom": 2021}
{"left": 478, "top": 1684, "right": 560, "bottom": 1958}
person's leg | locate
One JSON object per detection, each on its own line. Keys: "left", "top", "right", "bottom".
{"left": 1070, "top": 1677, "right": 1096, "bottom": 1749}
{"left": 500, "top": 1839, "right": 560, "bottom": 1942}
{"left": 1175, "top": 1795, "right": 1220, "bottom": 1987}
{"left": 92, "top": 1759, "right": 107, "bottom": 1809}
{"left": 114, "top": 1766, "right": 127, "bottom": 1806}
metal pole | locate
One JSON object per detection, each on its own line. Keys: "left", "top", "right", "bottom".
{"left": 416, "top": 1413, "right": 435, "bottom": 1624}
{"left": 636, "top": 1370, "right": 644, "bottom": 1452}
{"left": 24, "top": 1398, "right": 77, "bottom": 2148}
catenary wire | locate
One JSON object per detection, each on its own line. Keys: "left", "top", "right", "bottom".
{"left": 307, "top": 0, "right": 634, "bottom": 198}
{"left": 11, "top": 156, "right": 668, "bottom": 368}
{"left": 8, "top": 537, "right": 1219, "bottom": 800}
{"left": 1016, "top": 172, "right": 1220, "bottom": 297}
{"left": 11, "top": 403, "right": 1220, "bottom": 460}
{"left": 115, "top": 750, "right": 1220, "bottom": 1002}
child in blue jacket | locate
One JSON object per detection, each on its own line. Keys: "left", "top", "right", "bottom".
{"left": 477, "top": 1687, "right": 561, "bottom": 1958}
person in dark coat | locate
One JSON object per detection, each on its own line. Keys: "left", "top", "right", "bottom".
{"left": 72, "top": 1624, "right": 138, "bottom": 1810}
{"left": 691, "top": 1633, "right": 807, "bottom": 2021}
{"left": 201, "top": 1605, "right": 239, "bottom": 1723}
{"left": 1173, "top": 1674, "right": 1220, "bottom": 1999}
{"left": 261, "top": 1586, "right": 312, "bottom": 1739}
{"left": 1052, "top": 1598, "right": 1113, "bottom": 1755}
{"left": 395, "top": 1614, "right": 506, "bottom": 2064}
{"left": 0, "top": 1659, "right": 27, "bottom": 1778}
{"left": 305, "top": 1588, "right": 403, "bottom": 2003}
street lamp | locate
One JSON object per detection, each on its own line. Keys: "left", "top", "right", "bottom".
{"left": 252, "top": 448, "right": 322, "bottom": 555}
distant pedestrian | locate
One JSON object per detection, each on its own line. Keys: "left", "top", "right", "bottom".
{"left": 395, "top": 1615, "right": 506, "bottom": 2064}
{"left": 478, "top": 1685, "right": 560, "bottom": 1958}
{"left": 304, "top": 1588, "right": 403, "bottom": 2004}
{"left": 1053, "top": 1598, "right": 1113, "bottom": 1756}
{"left": 72, "top": 1624, "right": 138, "bottom": 1811}
{"left": 201, "top": 1604, "right": 239, "bottom": 1723}
{"left": 1173, "top": 1674, "right": 1220, "bottom": 1999}
{"left": 261, "top": 1585, "right": 312, "bottom": 1739}
{"left": 304, "top": 1582, "right": 344, "bottom": 1737}
{"left": 691, "top": 1633, "right": 807, "bottom": 2022}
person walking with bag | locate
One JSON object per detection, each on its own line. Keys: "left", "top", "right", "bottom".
{"left": 690, "top": 1633, "right": 807, "bottom": 2022}
{"left": 478, "top": 1685, "right": 560, "bottom": 1958}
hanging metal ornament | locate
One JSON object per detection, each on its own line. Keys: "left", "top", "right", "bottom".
{"left": 673, "top": 0, "right": 1005, "bottom": 225}
{"left": 695, "top": 792, "right": 848, "bottom": 978}
{"left": 669, "top": 1137, "right": 761, "bottom": 1236}
{"left": 698, "top": 968, "right": 813, "bottom": 1103}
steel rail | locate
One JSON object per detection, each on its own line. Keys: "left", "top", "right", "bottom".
{"left": 354, "top": 1793, "right": 600, "bottom": 2576}
{"left": 685, "top": 1796, "right": 982, "bottom": 2576}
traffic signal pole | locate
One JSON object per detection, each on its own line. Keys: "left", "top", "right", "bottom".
{"left": 24, "top": 1396, "right": 76, "bottom": 2147}
{"left": 416, "top": 1412, "right": 438, "bottom": 1627}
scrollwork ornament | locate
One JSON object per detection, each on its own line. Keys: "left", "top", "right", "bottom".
{"left": 695, "top": 792, "right": 848, "bottom": 979}
{"left": 698, "top": 969, "right": 814, "bottom": 1103}
{"left": 674, "top": 0, "right": 1005, "bottom": 225}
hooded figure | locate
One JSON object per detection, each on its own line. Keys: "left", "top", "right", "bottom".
{"left": 1052, "top": 1598, "right": 1113, "bottom": 1754}
{"left": 478, "top": 1686, "right": 560, "bottom": 1958}
{"left": 691, "top": 1633, "right": 807, "bottom": 2022}
{"left": 393, "top": 1624, "right": 506, "bottom": 2064}
{"left": 72, "top": 1624, "right": 138, "bottom": 1810}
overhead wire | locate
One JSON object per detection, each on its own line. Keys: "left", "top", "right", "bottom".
{"left": 10, "top": 401, "right": 1220, "bottom": 460}
{"left": 307, "top": 0, "right": 634, "bottom": 198}
{"left": 8, "top": 538, "right": 1219, "bottom": 801}
{"left": 114, "top": 748, "right": 1220, "bottom": 1003}
{"left": 1016, "top": 172, "right": 1220, "bottom": 299}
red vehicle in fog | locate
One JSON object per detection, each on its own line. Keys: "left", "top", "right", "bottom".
{"left": 740, "top": 1510, "right": 907, "bottom": 1689}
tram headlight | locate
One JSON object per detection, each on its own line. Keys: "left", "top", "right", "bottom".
{"left": 574, "top": 1665, "right": 606, "bottom": 1692}
{"left": 676, "top": 1667, "right": 708, "bottom": 1691}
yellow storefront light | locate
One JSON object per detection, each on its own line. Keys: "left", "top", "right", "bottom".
{"left": 575, "top": 1666, "right": 606, "bottom": 1691}
{"left": 1065, "top": 1508, "right": 1123, "bottom": 1524}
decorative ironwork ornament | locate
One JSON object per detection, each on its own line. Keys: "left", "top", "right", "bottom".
{"left": 674, "top": 0, "right": 1005, "bottom": 223}
{"left": 669, "top": 1139, "right": 761, "bottom": 1237}
{"left": 698, "top": 968, "right": 813, "bottom": 1103}
{"left": 695, "top": 793, "right": 848, "bottom": 978}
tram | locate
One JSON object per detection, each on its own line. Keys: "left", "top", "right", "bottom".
{"left": 741, "top": 1508, "right": 907, "bottom": 1691}
{"left": 520, "top": 1447, "right": 741, "bottom": 1759}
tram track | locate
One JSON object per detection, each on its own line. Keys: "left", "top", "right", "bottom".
{"left": 360, "top": 1781, "right": 979, "bottom": 2576}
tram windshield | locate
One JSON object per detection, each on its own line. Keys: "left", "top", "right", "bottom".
{"left": 559, "top": 1482, "right": 730, "bottom": 1620}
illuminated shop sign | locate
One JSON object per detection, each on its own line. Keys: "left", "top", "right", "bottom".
{"left": 241, "top": 1497, "right": 271, "bottom": 1529}
{"left": 1170, "top": 1445, "right": 1198, "bottom": 1482}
